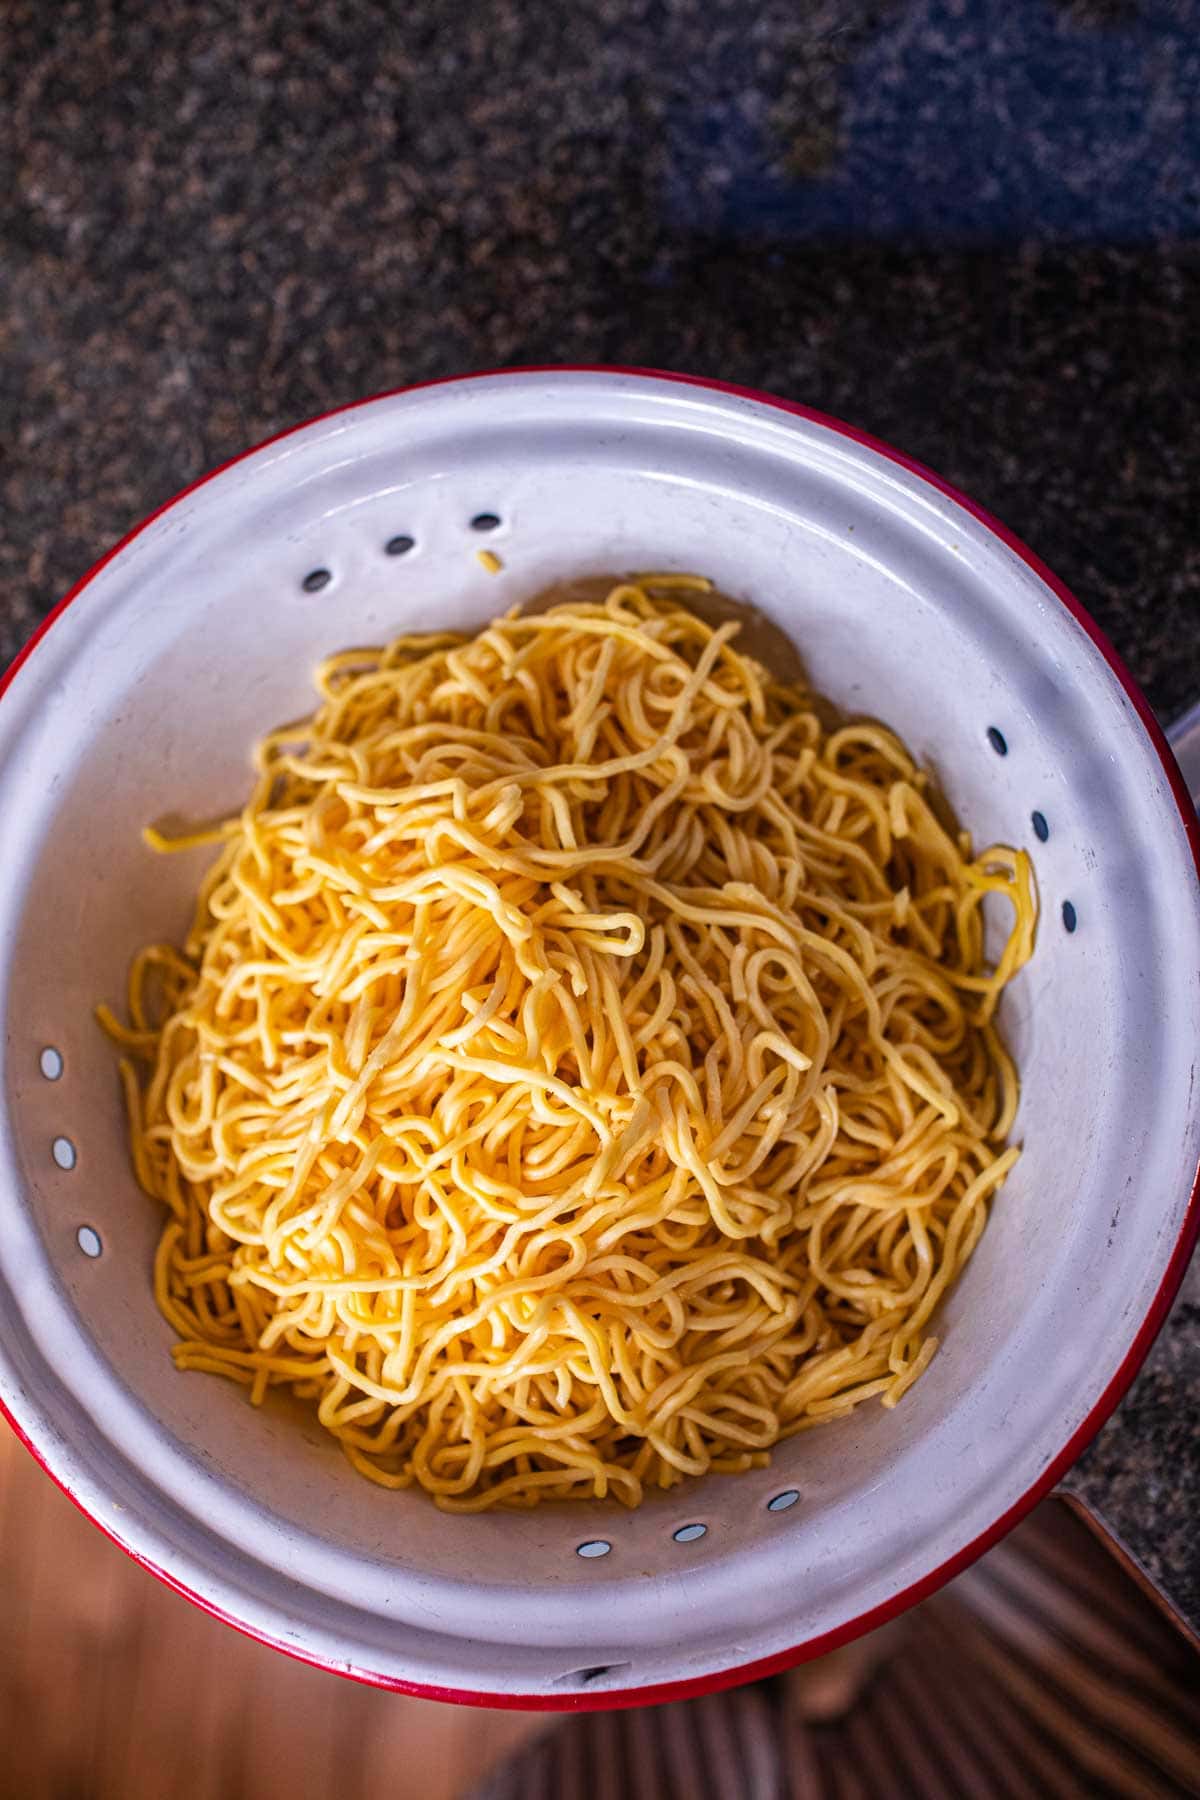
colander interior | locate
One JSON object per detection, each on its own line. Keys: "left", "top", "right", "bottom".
{"left": 1, "top": 372, "right": 1197, "bottom": 1700}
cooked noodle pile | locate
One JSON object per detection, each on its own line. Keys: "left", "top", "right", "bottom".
{"left": 101, "top": 577, "right": 1035, "bottom": 1510}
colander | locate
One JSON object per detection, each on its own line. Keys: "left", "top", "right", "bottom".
{"left": 1, "top": 368, "right": 1198, "bottom": 1711}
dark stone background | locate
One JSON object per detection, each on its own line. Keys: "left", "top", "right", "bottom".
{"left": 3, "top": 0, "right": 1199, "bottom": 1621}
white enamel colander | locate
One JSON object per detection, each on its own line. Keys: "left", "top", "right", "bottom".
{"left": 1, "top": 368, "right": 1198, "bottom": 1711}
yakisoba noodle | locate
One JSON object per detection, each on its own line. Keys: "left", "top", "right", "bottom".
{"left": 100, "top": 577, "right": 1036, "bottom": 1511}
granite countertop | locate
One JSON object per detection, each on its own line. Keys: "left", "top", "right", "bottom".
{"left": 4, "top": 0, "right": 1199, "bottom": 1622}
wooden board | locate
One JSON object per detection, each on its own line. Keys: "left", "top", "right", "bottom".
{"left": 0, "top": 1420, "right": 542, "bottom": 1800}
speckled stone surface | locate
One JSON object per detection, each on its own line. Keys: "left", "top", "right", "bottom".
{"left": 4, "top": 0, "right": 1199, "bottom": 1622}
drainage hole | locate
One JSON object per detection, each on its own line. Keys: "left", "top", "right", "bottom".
{"left": 77, "top": 1225, "right": 102, "bottom": 1258}
{"left": 552, "top": 1662, "right": 632, "bottom": 1687}
{"left": 52, "top": 1135, "right": 77, "bottom": 1171}
{"left": 986, "top": 726, "right": 1008, "bottom": 756}
{"left": 470, "top": 512, "right": 502, "bottom": 532}
{"left": 302, "top": 568, "right": 332, "bottom": 593}
{"left": 39, "top": 1047, "right": 64, "bottom": 1080}
{"left": 576, "top": 1539, "right": 612, "bottom": 1559}
{"left": 385, "top": 535, "right": 415, "bottom": 557}
{"left": 673, "top": 1523, "right": 707, "bottom": 1543}
{"left": 1062, "top": 899, "right": 1078, "bottom": 933}
{"left": 767, "top": 1489, "right": 800, "bottom": 1513}
{"left": 1031, "top": 810, "right": 1049, "bottom": 842}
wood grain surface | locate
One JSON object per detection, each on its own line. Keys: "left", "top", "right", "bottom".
{"left": 0, "top": 1420, "right": 542, "bottom": 1800}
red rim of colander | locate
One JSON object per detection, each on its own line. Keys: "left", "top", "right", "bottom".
{"left": 2, "top": 366, "right": 1198, "bottom": 1714}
